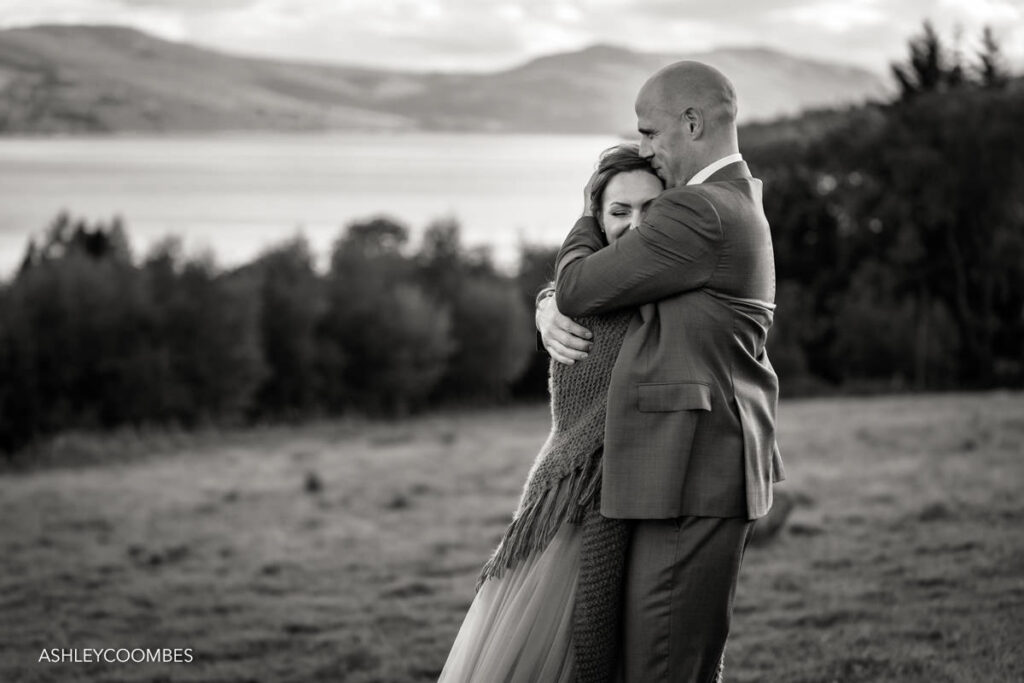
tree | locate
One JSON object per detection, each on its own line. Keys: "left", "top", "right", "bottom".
{"left": 977, "top": 26, "right": 1009, "bottom": 89}
{"left": 140, "top": 239, "right": 267, "bottom": 424}
{"left": 18, "top": 211, "right": 133, "bottom": 275}
{"left": 417, "top": 217, "right": 463, "bottom": 301}
{"left": 249, "top": 235, "right": 324, "bottom": 418}
{"left": 744, "top": 23, "right": 1024, "bottom": 391}
{"left": 435, "top": 275, "right": 533, "bottom": 402}
{"left": 368, "top": 284, "right": 455, "bottom": 415}
{"left": 891, "top": 21, "right": 963, "bottom": 100}
{"left": 319, "top": 216, "right": 454, "bottom": 413}
{"left": 413, "top": 219, "right": 532, "bottom": 401}
{"left": 511, "top": 243, "right": 559, "bottom": 399}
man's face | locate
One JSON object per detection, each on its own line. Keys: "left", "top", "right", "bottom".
{"left": 635, "top": 95, "right": 692, "bottom": 188}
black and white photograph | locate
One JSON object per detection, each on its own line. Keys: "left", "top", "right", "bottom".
{"left": 0, "top": 1, "right": 1022, "bottom": 681}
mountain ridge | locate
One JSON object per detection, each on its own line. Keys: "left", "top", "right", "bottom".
{"left": 0, "top": 24, "right": 890, "bottom": 134}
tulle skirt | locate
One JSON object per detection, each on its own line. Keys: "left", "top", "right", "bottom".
{"left": 438, "top": 520, "right": 582, "bottom": 682}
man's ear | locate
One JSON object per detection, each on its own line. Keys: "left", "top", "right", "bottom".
{"left": 681, "top": 107, "right": 703, "bottom": 138}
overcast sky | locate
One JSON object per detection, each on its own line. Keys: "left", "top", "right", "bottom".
{"left": 2, "top": 0, "right": 1022, "bottom": 74}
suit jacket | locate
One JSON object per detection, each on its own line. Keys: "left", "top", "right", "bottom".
{"left": 554, "top": 160, "right": 784, "bottom": 520}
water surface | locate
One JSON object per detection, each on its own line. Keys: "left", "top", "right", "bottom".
{"left": 0, "top": 132, "right": 619, "bottom": 278}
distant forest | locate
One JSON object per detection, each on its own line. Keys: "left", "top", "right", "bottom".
{"left": 1, "top": 22, "right": 1021, "bottom": 454}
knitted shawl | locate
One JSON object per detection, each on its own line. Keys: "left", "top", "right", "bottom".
{"left": 476, "top": 309, "right": 632, "bottom": 683}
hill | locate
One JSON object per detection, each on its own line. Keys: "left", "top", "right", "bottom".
{"left": 0, "top": 24, "right": 889, "bottom": 134}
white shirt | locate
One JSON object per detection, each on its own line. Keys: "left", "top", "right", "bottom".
{"left": 687, "top": 153, "right": 744, "bottom": 186}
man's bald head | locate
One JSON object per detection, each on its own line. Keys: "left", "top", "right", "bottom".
{"left": 634, "top": 61, "right": 740, "bottom": 187}
{"left": 637, "top": 60, "right": 738, "bottom": 129}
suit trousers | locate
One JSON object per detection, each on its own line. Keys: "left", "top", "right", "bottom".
{"left": 621, "top": 514, "right": 757, "bottom": 683}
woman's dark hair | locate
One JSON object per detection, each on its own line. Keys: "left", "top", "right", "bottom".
{"left": 588, "top": 143, "right": 661, "bottom": 222}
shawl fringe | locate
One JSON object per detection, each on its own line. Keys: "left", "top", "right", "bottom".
{"left": 475, "top": 452, "right": 603, "bottom": 591}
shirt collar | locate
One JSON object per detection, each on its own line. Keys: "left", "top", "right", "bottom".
{"left": 687, "top": 153, "right": 744, "bottom": 186}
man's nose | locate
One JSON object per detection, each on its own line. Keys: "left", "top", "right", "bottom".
{"left": 639, "top": 138, "right": 652, "bottom": 159}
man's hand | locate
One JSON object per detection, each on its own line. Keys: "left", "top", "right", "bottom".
{"left": 536, "top": 294, "right": 593, "bottom": 365}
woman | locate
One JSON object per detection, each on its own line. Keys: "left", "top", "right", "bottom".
{"left": 438, "top": 144, "right": 664, "bottom": 683}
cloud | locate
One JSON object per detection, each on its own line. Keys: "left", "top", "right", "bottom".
{"left": 1, "top": 0, "right": 1022, "bottom": 73}
{"left": 117, "top": 0, "right": 258, "bottom": 8}
{"left": 778, "top": 0, "right": 888, "bottom": 32}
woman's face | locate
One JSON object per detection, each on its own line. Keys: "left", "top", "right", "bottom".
{"left": 600, "top": 170, "right": 663, "bottom": 242}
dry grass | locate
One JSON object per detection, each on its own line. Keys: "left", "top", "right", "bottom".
{"left": 1, "top": 392, "right": 1022, "bottom": 682}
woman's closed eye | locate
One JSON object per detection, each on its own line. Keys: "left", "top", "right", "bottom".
{"left": 600, "top": 168, "right": 663, "bottom": 243}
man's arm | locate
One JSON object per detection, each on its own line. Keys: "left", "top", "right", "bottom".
{"left": 554, "top": 188, "right": 722, "bottom": 317}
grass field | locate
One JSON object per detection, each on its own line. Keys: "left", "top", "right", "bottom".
{"left": 1, "top": 392, "right": 1022, "bottom": 682}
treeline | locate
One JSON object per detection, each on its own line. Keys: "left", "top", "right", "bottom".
{"left": 0, "top": 213, "right": 556, "bottom": 453}
{"left": 0, "top": 22, "right": 1021, "bottom": 454}
{"left": 744, "top": 21, "right": 1023, "bottom": 393}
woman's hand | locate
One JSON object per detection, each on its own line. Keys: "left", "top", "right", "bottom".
{"left": 536, "top": 295, "right": 593, "bottom": 365}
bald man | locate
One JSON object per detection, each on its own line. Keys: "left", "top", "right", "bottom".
{"left": 536, "top": 61, "right": 785, "bottom": 682}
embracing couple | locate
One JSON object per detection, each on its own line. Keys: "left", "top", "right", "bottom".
{"left": 439, "top": 60, "right": 785, "bottom": 683}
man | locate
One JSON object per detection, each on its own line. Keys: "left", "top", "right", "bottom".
{"left": 536, "top": 61, "right": 785, "bottom": 682}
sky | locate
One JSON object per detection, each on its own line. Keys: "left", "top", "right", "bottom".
{"left": 1, "top": 0, "right": 1022, "bottom": 75}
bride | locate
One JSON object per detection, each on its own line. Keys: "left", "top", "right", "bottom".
{"left": 438, "top": 143, "right": 664, "bottom": 683}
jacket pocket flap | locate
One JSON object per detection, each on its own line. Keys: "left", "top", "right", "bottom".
{"left": 637, "top": 382, "right": 712, "bottom": 412}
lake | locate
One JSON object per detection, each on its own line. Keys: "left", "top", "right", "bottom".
{"left": 0, "top": 132, "right": 620, "bottom": 279}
